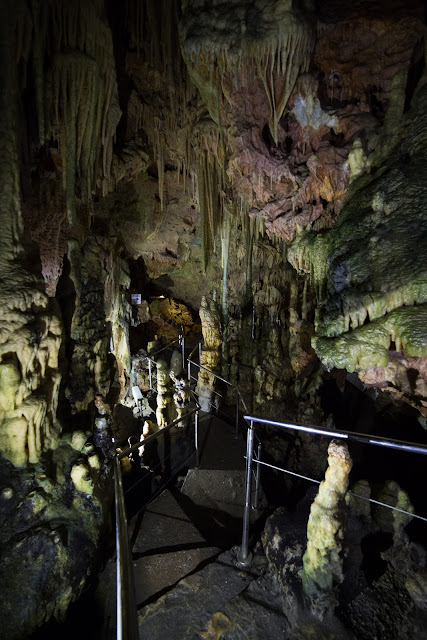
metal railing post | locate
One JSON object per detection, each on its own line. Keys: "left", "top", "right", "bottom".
{"left": 234, "top": 392, "right": 239, "bottom": 439}
{"left": 113, "top": 456, "right": 139, "bottom": 640}
{"left": 181, "top": 327, "right": 185, "bottom": 369}
{"left": 254, "top": 442, "right": 261, "bottom": 511}
{"left": 194, "top": 409, "right": 199, "bottom": 467}
{"left": 238, "top": 420, "right": 255, "bottom": 566}
{"left": 198, "top": 341, "right": 202, "bottom": 363}
{"left": 148, "top": 359, "right": 152, "bottom": 390}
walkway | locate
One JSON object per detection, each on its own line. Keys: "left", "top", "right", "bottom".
{"left": 96, "top": 410, "right": 255, "bottom": 637}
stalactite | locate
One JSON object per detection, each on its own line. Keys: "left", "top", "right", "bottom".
{"left": 153, "top": 118, "right": 166, "bottom": 211}
{"left": 180, "top": 0, "right": 315, "bottom": 142}
{"left": 288, "top": 229, "right": 331, "bottom": 303}
{"left": 221, "top": 206, "right": 232, "bottom": 369}
{"left": 126, "top": 0, "right": 198, "bottom": 215}
{"left": 302, "top": 276, "right": 309, "bottom": 321}
{"left": 197, "top": 148, "right": 223, "bottom": 271}
{"left": 28, "top": 0, "right": 121, "bottom": 227}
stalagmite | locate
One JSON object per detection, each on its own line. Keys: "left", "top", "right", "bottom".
{"left": 197, "top": 296, "right": 222, "bottom": 412}
{"left": 302, "top": 440, "right": 353, "bottom": 617}
{"left": 170, "top": 370, "right": 191, "bottom": 426}
{"left": 138, "top": 420, "right": 153, "bottom": 463}
{"left": 156, "top": 359, "right": 172, "bottom": 427}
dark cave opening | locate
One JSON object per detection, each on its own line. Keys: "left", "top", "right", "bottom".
{"left": 128, "top": 258, "right": 201, "bottom": 355}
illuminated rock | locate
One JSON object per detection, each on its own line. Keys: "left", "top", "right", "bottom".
{"left": 302, "top": 439, "right": 352, "bottom": 616}
{"left": 197, "top": 296, "right": 222, "bottom": 412}
{"left": 170, "top": 370, "right": 191, "bottom": 426}
{"left": 180, "top": 0, "right": 315, "bottom": 142}
{"left": 156, "top": 359, "right": 172, "bottom": 427}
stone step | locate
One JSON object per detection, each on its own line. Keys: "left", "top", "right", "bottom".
{"left": 181, "top": 468, "right": 247, "bottom": 516}
{"left": 138, "top": 547, "right": 266, "bottom": 639}
{"left": 196, "top": 571, "right": 291, "bottom": 639}
{"left": 129, "top": 488, "right": 221, "bottom": 607}
{"left": 138, "top": 543, "right": 355, "bottom": 640}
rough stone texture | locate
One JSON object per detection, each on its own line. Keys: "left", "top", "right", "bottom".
{"left": 262, "top": 488, "right": 427, "bottom": 640}
{"left": 197, "top": 296, "right": 222, "bottom": 412}
{"left": 301, "top": 440, "right": 353, "bottom": 615}
{"left": 0, "top": 443, "right": 106, "bottom": 640}
{"left": 138, "top": 548, "right": 266, "bottom": 639}
{"left": 288, "top": 74, "right": 427, "bottom": 415}
{"left": 156, "top": 358, "right": 173, "bottom": 427}
{"left": 66, "top": 238, "right": 113, "bottom": 414}
{"left": 406, "top": 569, "right": 427, "bottom": 611}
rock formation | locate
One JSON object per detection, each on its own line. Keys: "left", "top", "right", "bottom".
{"left": 156, "top": 358, "right": 172, "bottom": 427}
{"left": 170, "top": 369, "right": 191, "bottom": 426}
{"left": 302, "top": 439, "right": 353, "bottom": 616}
{"left": 197, "top": 295, "right": 222, "bottom": 412}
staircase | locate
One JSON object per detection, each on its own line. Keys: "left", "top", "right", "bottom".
{"left": 133, "top": 412, "right": 281, "bottom": 639}
{"left": 129, "top": 411, "right": 250, "bottom": 603}
{"left": 97, "top": 410, "right": 266, "bottom": 637}
{"left": 98, "top": 405, "right": 355, "bottom": 640}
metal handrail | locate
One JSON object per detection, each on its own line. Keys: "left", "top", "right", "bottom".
{"left": 187, "top": 342, "right": 200, "bottom": 361}
{"left": 143, "top": 331, "right": 187, "bottom": 390}
{"left": 146, "top": 338, "right": 179, "bottom": 359}
{"left": 237, "top": 415, "right": 427, "bottom": 566}
{"left": 118, "top": 406, "right": 199, "bottom": 461}
{"left": 113, "top": 456, "right": 139, "bottom": 640}
{"left": 244, "top": 415, "right": 427, "bottom": 455}
{"left": 187, "top": 347, "right": 250, "bottom": 436}
{"left": 114, "top": 384, "right": 199, "bottom": 640}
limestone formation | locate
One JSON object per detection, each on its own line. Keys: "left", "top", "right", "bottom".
{"left": 156, "top": 359, "right": 172, "bottom": 427}
{"left": 197, "top": 296, "right": 222, "bottom": 412}
{"left": 199, "top": 296, "right": 222, "bottom": 350}
{"left": 180, "top": 0, "right": 315, "bottom": 142}
{"left": 406, "top": 570, "right": 427, "bottom": 611}
{"left": 93, "top": 395, "right": 114, "bottom": 461}
{"left": 170, "top": 370, "right": 191, "bottom": 426}
{"left": 302, "top": 439, "right": 353, "bottom": 616}
{"left": 372, "top": 479, "right": 414, "bottom": 541}
{"left": 138, "top": 420, "right": 153, "bottom": 463}
{"left": 345, "top": 138, "right": 370, "bottom": 183}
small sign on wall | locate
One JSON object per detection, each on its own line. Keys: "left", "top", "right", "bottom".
{"left": 131, "top": 293, "right": 142, "bottom": 305}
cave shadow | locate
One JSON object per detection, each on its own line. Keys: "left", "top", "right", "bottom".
{"left": 168, "top": 486, "right": 243, "bottom": 550}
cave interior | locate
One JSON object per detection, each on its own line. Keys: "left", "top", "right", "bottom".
{"left": 0, "top": 0, "right": 427, "bottom": 638}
